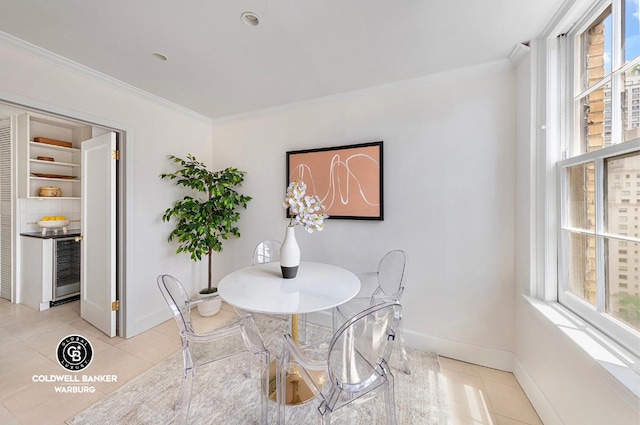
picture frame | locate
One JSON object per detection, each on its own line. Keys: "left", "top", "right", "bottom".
{"left": 286, "top": 141, "right": 383, "bottom": 220}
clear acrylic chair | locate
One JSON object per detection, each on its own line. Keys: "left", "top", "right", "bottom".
{"left": 333, "top": 250, "right": 411, "bottom": 374}
{"left": 157, "top": 274, "right": 270, "bottom": 425}
{"left": 277, "top": 302, "right": 401, "bottom": 424}
{"left": 234, "top": 239, "right": 283, "bottom": 317}
{"left": 252, "top": 239, "right": 281, "bottom": 265}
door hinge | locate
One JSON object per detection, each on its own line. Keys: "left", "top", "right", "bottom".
{"left": 112, "top": 150, "right": 120, "bottom": 160}
{"left": 111, "top": 300, "right": 120, "bottom": 311}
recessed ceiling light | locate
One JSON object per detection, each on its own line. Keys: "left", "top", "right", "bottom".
{"left": 152, "top": 53, "right": 168, "bottom": 61}
{"left": 241, "top": 12, "right": 260, "bottom": 27}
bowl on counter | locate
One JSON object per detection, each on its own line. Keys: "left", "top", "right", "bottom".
{"left": 37, "top": 220, "right": 70, "bottom": 235}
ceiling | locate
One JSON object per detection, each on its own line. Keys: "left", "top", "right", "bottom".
{"left": 0, "top": 1, "right": 563, "bottom": 120}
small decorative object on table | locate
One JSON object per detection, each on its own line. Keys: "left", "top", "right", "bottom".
{"left": 281, "top": 180, "right": 328, "bottom": 278}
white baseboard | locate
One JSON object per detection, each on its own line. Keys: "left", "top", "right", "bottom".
{"left": 306, "top": 310, "right": 514, "bottom": 372}
{"left": 134, "top": 309, "right": 172, "bottom": 337}
{"left": 513, "top": 356, "right": 564, "bottom": 425}
{"left": 404, "top": 329, "right": 514, "bottom": 372}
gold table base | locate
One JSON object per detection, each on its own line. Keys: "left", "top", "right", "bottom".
{"left": 267, "top": 360, "right": 326, "bottom": 405}
{"left": 265, "top": 313, "right": 326, "bottom": 405}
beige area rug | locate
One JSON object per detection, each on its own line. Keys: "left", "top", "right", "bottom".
{"left": 67, "top": 315, "right": 448, "bottom": 424}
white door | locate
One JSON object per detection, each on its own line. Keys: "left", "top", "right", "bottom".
{"left": 81, "top": 132, "right": 116, "bottom": 337}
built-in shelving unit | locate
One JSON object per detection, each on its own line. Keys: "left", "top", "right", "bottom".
{"left": 28, "top": 141, "right": 82, "bottom": 198}
{"left": 17, "top": 113, "right": 90, "bottom": 199}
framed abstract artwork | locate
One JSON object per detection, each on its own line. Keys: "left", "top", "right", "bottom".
{"left": 286, "top": 141, "right": 383, "bottom": 220}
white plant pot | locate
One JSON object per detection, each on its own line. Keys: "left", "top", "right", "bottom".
{"left": 196, "top": 291, "right": 222, "bottom": 317}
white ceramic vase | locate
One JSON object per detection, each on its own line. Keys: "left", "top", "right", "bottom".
{"left": 196, "top": 291, "right": 222, "bottom": 317}
{"left": 280, "top": 225, "right": 300, "bottom": 278}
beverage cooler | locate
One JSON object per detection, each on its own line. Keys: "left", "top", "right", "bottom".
{"left": 53, "top": 237, "right": 81, "bottom": 301}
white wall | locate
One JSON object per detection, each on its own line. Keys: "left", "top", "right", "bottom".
{"left": 211, "top": 62, "right": 518, "bottom": 369}
{"left": 0, "top": 41, "right": 214, "bottom": 336}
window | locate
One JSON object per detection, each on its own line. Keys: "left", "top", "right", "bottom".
{"left": 558, "top": 0, "right": 640, "bottom": 354}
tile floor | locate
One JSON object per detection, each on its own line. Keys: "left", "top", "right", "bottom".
{"left": 0, "top": 299, "right": 542, "bottom": 425}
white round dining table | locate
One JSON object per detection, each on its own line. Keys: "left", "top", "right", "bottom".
{"left": 219, "top": 261, "right": 360, "bottom": 405}
{"left": 217, "top": 261, "right": 361, "bottom": 315}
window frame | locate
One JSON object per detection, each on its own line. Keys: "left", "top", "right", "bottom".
{"left": 557, "top": 0, "right": 640, "bottom": 356}
{"left": 558, "top": 141, "right": 640, "bottom": 354}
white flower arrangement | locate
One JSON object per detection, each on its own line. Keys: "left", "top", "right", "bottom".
{"left": 283, "top": 180, "right": 328, "bottom": 233}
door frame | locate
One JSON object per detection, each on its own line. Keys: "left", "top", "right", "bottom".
{"left": 0, "top": 89, "right": 132, "bottom": 338}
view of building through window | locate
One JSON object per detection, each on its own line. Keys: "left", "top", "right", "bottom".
{"left": 568, "top": 1, "right": 640, "bottom": 332}
{"left": 606, "top": 154, "right": 640, "bottom": 329}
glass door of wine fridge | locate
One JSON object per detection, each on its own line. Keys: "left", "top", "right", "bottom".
{"left": 53, "top": 237, "right": 81, "bottom": 300}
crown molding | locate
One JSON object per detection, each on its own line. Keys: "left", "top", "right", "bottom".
{"left": 509, "top": 43, "right": 531, "bottom": 65}
{"left": 0, "top": 31, "right": 212, "bottom": 124}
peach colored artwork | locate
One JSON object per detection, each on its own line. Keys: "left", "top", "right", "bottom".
{"left": 286, "top": 141, "right": 383, "bottom": 219}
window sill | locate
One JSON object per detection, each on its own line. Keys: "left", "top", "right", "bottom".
{"left": 522, "top": 295, "right": 640, "bottom": 402}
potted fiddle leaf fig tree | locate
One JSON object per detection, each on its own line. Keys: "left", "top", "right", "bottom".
{"left": 160, "top": 154, "right": 251, "bottom": 316}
